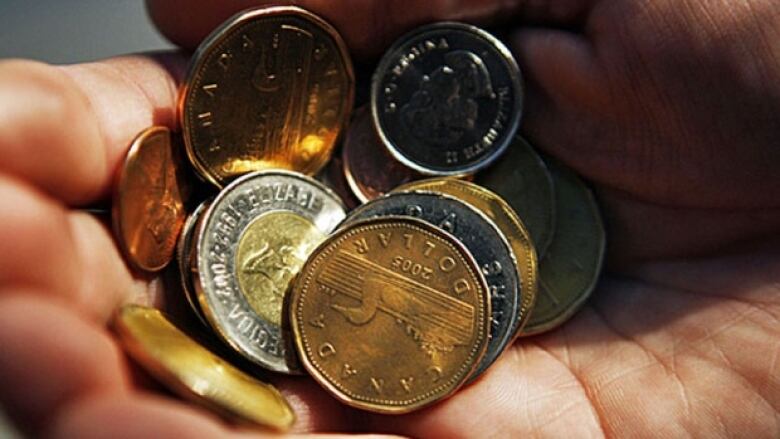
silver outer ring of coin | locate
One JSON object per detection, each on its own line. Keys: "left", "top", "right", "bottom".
{"left": 342, "top": 191, "right": 519, "bottom": 380}
{"left": 371, "top": 22, "right": 523, "bottom": 176}
{"left": 194, "top": 170, "right": 347, "bottom": 374}
{"left": 177, "top": 200, "right": 211, "bottom": 327}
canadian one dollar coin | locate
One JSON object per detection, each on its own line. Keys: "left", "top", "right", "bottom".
{"left": 181, "top": 6, "right": 354, "bottom": 187}
{"left": 371, "top": 22, "right": 523, "bottom": 176}
{"left": 193, "top": 170, "right": 346, "bottom": 373}
{"left": 344, "top": 191, "right": 520, "bottom": 380}
{"left": 290, "top": 217, "right": 490, "bottom": 413}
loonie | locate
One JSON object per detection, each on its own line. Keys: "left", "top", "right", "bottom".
{"left": 344, "top": 192, "right": 518, "bottom": 380}
{"left": 113, "top": 126, "right": 189, "bottom": 272}
{"left": 114, "top": 305, "right": 295, "bottom": 430}
{"left": 520, "top": 161, "right": 606, "bottom": 336}
{"left": 290, "top": 217, "right": 490, "bottom": 413}
{"left": 477, "top": 136, "right": 555, "bottom": 258}
{"left": 394, "top": 178, "right": 537, "bottom": 338}
{"left": 193, "top": 170, "right": 346, "bottom": 373}
{"left": 181, "top": 6, "right": 354, "bottom": 187}
{"left": 371, "top": 22, "right": 523, "bottom": 176}
{"left": 343, "top": 106, "right": 421, "bottom": 202}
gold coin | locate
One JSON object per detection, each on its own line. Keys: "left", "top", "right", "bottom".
{"left": 112, "top": 126, "right": 189, "bottom": 272}
{"left": 180, "top": 6, "right": 354, "bottom": 187}
{"left": 394, "top": 178, "right": 538, "bottom": 338}
{"left": 290, "top": 217, "right": 490, "bottom": 414}
{"left": 520, "top": 161, "right": 605, "bottom": 336}
{"left": 114, "top": 305, "right": 295, "bottom": 430}
{"left": 235, "top": 211, "right": 326, "bottom": 327}
{"left": 477, "top": 136, "right": 556, "bottom": 258}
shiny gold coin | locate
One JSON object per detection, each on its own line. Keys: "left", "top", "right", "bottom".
{"left": 113, "top": 126, "right": 189, "bottom": 272}
{"left": 180, "top": 6, "right": 354, "bottom": 187}
{"left": 394, "top": 178, "right": 538, "bottom": 338}
{"left": 520, "top": 161, "right": 605, "bottom": 336}
{"left": 235, "top": 211, "right": 326, "bottom": 327}
{"left": 291, "top": 217, "right": 490, "bottom": 413}
{"left": 477, "top": 136, "right": 556, "bottom": 258}
{"left": 114, "top": 305, "right": 295, "bottom": 430}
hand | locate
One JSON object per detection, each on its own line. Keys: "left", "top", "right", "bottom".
{"left": 1, "top": 1, "right": 777, "bottom": 437}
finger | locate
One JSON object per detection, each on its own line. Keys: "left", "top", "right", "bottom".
{"left": 48, "top": 391, "right": 406, "bottom": 438}
{"left": 145, "top": 0, "right": 598, "bottom": 57}
{"left": 510, "top": 28, "right": 612, "bottom": 175}
{"left": 359, "top": 345, "right": 602, "bottom": 437}
{"left": 0, "top": 295, "right": 128, "bottom": 436}
{"left": 0, "top": 175, "right": 152, "bottom": 322}
{"left": 0, "top": 52, "right": 185, "bottom": 206}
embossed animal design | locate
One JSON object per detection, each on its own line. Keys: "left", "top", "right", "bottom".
{"left": 242, "top": 241, "right": 301, "bottom": 299}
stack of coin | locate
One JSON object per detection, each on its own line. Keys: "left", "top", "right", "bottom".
{"left": 109, "top": 4, "right": 606, "bottom": 427}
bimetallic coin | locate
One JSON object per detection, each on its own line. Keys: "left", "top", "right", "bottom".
{"left": 194, "top": 170, "right": 346, "bottom": 373}
{"left": 395, "top": 179, "right": 537, "bottom": 338}
{"left": 291, "top": 217, "right": 490, "bottom": 413}
{"left": 177, "top": 200, "right": 210, "bottom": 326}
{"left": 343, "top": 106, "right": 422, "bottom": 202}
{"left": 478, "top": 136, "right": 555, "bottom": 258}
{"left": 115, "top": 305, "right": 295, "bottom": 430}
{"left": 520, "top": 162, "right": 605, "bottom": 336}
{"left": 181, "top": 6, "right": 355, "bottom": 187}
{"left": 113, "top": 126, "right": 189, "bottom": 272}
{"left": 344, "top": 192, "right": 518, "bottom": 380}
{"left": 371, "top": 22, "right": 523, "bottom": 176}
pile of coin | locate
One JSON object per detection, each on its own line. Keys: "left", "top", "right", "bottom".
{"left": 111, "top": 5, "right": 605, "bottom": 430}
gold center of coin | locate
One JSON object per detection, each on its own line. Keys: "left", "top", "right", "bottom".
{"left": 236, "top": 211, "right": 326, "bottom": 326}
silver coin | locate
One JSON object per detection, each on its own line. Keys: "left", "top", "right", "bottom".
{"left": 176, "top": 200, "right": 211, "bottom": 326}
{"left": 194, "top": 170, "right": 346, "bottom": 373}
{"left": 343, "top": 191, "right": 519, "bottom": 380}
{"left": 477, "top": 136, "right": 556, "bottom": 259}
{"left": 371, "top": 22, "right": 523, "bottom": 176}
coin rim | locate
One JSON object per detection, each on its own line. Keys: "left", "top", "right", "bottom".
{"left": 179, "top": 5, "right": 356, "bottom": 188}
{"left": 176, "top": 200, "right": 211, "bottom": 326}
{"left": 114, "top": 304, "right": 296, "bottom": 430}
{"left": 370, "top": 21, "right": 524, "bottom": 176}
{"left": 343, "top": 191, "right": 519, "bottom": 380}
{"left": 112, "top": 125, "right": 181, "bottom": 272}
{"left": 520, "top": 163, "right": 606, "bottom": 336}
{"left": 393, "top": 178, "right": 538, "bottom": 339}
{"left": 290, "top": 216, "right": 491, "bottom": 414}
{"left": 193, "top": 169, "right": 347, "bottom": 373}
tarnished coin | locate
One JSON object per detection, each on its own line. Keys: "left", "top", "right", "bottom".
{"left": 343, "top": 106, "right": 422, "bottom": 202}
{"left": 291, "top": 217, "right": 490, "bottom": 413}
{"left": 395, "top": 179, "right": 537, "bottom": 338}
{"left": 520, "top": 161, "right": 605, "bottom": 336}
{"left": 194, "top": 170, "right": 346, "bottom": 373}
{"left": 113, "top": 126, "right": 190, "bottom": 272}
{"left": 115, "top": 305, "right": 295, "bottom": 430}
{"left": 478, "top": 136, "right": 555, "bottom": 258}
{"left": 181, "top": 6, "right": 354, "bottom": 187}
{"left": 344, "top": 192, "right": 518, "bottom": 380}
{"left": 315, "top": 154, "right": 360, "bottom": 210}
{"left": 371, "top": 22, "right": 523, "bottom": 176}
{"left": 176, "top": 200, "right": 210, "bottom": 326}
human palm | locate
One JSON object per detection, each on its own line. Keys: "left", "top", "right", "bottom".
{"left": 1, "top": 0, "right": 778, "bottom": 437}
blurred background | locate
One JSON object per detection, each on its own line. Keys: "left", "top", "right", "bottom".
{"left": 0, "top": 0, "right": 173, "bottom": 64}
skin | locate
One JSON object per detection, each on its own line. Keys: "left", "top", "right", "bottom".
{"left": 0, "top": 0, "right": 778, "bottom": 436}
